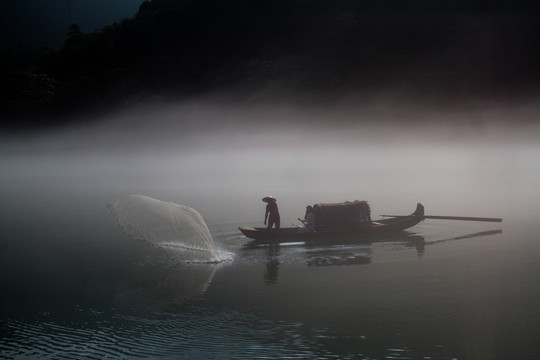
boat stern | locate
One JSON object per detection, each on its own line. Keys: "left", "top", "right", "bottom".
{"left": 415, "top": 203, "right": 425, "bottom": 217}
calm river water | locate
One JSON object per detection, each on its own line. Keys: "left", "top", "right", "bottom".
{"left": 1, "top": 113, "right": 539, "bottom": 360}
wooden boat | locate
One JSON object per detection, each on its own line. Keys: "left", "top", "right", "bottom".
{"left": 239, "top": 203, "right": 425, "bottom": 244}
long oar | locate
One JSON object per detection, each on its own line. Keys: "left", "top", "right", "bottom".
{"left": 424, "top": 215, "right": 502, "bottom": 222}
{"left": 381, "top": 214, "right": 502, "bottom": 222}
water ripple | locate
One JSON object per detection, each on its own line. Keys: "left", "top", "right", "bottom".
{"left": 2, "top": 306, "right": 463, "bottom": 360}
{"left": 2, "top": 308, "right": 336, "bottom": 359}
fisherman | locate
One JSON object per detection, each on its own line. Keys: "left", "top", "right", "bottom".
{"left": 263, "top": 196, "right": 280, "bottom": 231}
{"left": 298, "top": 205, "right": 315, "bottom": 233}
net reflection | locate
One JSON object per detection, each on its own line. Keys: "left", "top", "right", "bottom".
{"left": 114, "top": 260, "right": 219, "bottom": 310}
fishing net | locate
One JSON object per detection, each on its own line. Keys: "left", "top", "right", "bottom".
{"left": 108, "top": 194, "right": 218, "bottom": 262}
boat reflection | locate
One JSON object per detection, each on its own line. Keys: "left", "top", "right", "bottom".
{"left": 304, "top": 246, "right": 372, "bottom": 267}
{"left": 264, "top": 244, "right": 280, "bottom": 285}
{"left": 425, "top": 229, "right": 503, "bottom": 245}
{"left": 257, "top": 229, "right": 502, "bottom": 283}
{"left": 401, "top": 229, "right": 502, "bottom": 256}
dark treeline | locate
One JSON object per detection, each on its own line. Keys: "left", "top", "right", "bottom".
{"left": 2, "top": 0, "right": 540, "bottom": 127}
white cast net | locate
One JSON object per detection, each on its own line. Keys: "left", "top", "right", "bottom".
{"left": 108, "top": 194, "right": 218, "bottom": 262}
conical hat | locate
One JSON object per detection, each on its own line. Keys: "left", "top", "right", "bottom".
{"left": 262, "top": 196, "right": 276, "bottom": 203}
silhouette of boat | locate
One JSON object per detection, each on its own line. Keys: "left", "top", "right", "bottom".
{"left": 239, "top": 203, "right": 425, "bottom": 244}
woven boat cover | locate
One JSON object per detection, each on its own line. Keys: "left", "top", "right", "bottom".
{"left": 313, "top": 200, "right": 371, "bottom": 231}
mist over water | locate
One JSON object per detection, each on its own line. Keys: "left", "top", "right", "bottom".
{"left": 2, "top": 99, "right": 539, "bottom": 223}
{"left": 1, "top": 99, "right": 540, "bottom": 359}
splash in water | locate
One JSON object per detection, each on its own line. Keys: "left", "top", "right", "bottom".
{"left": 108, "top": 194, "right": 229, "bottom": 262}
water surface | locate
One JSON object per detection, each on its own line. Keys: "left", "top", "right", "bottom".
{"left": 1, "top": 107, "right": 539, "bottom": 359}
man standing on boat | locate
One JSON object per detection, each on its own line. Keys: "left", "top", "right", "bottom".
{"left": 263, "top": 196, "right": 280, "bottom": 231}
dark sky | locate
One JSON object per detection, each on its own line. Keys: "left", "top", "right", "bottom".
{"left": 0, "top": 0, "right": 142, "bottom": 48}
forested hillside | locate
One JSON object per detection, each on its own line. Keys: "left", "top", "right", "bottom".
{"left": 2, "top": 0, "right": 540, "bottom": 125}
